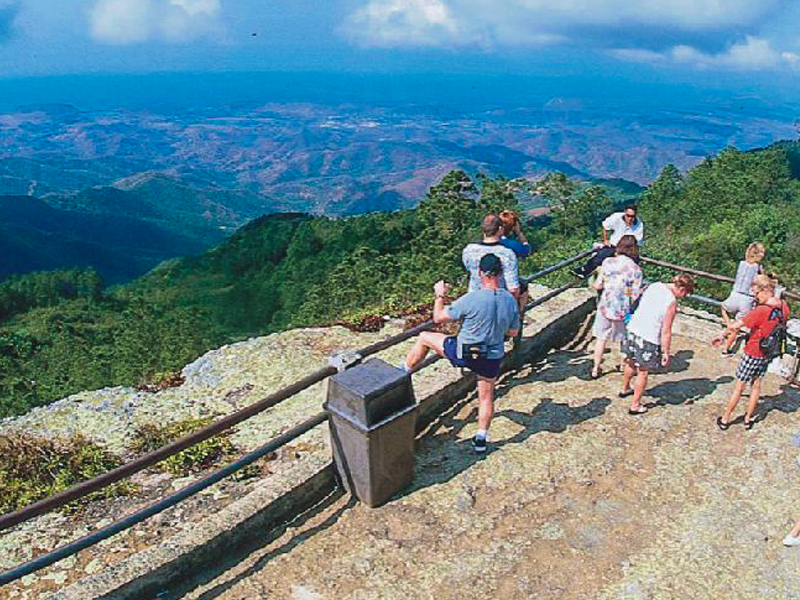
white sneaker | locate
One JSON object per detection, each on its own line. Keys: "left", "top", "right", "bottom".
{"left": 783, "top": 534, "right": 800, "bottom": 547}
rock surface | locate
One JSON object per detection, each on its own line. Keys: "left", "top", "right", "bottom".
{"left": 1, "top": 282, "right": 584, "bottom": 599}
{"left": 180, "top": 331, "right": 800, "bottom": 600}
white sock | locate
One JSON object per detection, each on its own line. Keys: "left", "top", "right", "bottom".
{"left": 476, "top": 429, "right": 488, "bottom": 440}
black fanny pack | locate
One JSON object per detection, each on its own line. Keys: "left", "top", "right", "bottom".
{"left": 461, "top": 342, "right": 489, "bottom": 360}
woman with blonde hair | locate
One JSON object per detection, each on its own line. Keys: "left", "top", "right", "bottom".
{"left": 590, "top": 235, "right": 643, "bottom": 378}
{"left": 719, "top": 242, "right": 766, "bottom": 355}
{"left": 716, "top": 274, "right": 789, "bottom": 430}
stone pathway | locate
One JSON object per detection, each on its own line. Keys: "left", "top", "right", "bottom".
{"left": 181, "top": 335, "right": 800, "bottom": 600}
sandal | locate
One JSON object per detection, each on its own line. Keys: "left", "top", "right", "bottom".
{"left": 744, "top": 417, "right": 755, "bottom": 430}
{"left": 628, "top": 406, "right": 647, "bottom": 415}
{"left": 716, "top": 416, "right": 730, "bottom": 431}
{"left": 590, "top": 368, "right": 602, "bottom": 380}
{"left": 618, "top": 388, "right": 634, "bottom": 398}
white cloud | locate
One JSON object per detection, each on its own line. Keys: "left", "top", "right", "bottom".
{"left": 613, "top": 36, "right": 798, "bottom": 71}
{"left": 341, "top": 0, "right": 469, "bottom": 47}
{"left": 512, "top": 0, "right": 779, "bottom": 29}
{"left": 342, "top": 0, "right": 800, "bottom": 72}
{"left": 342, "top": 0, "right": 785, "bottom": 48}
{"left": 89, "top": 0, "right": 221, "bottom": 44}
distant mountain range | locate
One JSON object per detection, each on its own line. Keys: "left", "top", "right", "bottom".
{"left": 0, "top": 98, "right": 795, "bottom": 282}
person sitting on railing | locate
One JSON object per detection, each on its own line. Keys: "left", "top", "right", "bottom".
{"left": 463, "top": 214, "right": 520, "bottom": 300}
{"left": 590, "top": 235, "right": 643, "bottom": 379}
{"left": 716, "top": 274, "right": 789, "bottom": 431}
{"left": 401, "top": 254, "right": 520, "bottom": 454}
{"left": 573, "top": 205, "right": 644, "bottom": 278}
{"left": 620, "top": 274, "right": 695, "bottom": 414}
{"left": 719, "top": 242, "right": 765, "bottom": 355}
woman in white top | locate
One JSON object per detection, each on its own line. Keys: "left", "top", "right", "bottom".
{"left": 620, "top": 274, "right": 695, "bottom": 414}
{"left": 720, "top": 242, "right": 764, "bottom": 354}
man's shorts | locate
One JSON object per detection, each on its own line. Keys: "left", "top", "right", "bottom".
{"left": 443, "top": 336, "right": 502, "bottom": 380}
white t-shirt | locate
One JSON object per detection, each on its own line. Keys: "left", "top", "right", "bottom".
{"left": 462, "top": 242, "right": 520, "bottom": 293}
{"left": 602, "top": 212, "right": 644, "bottom": 246}
{"left": 628, "top": 281, "right": 675, "bottom": 345}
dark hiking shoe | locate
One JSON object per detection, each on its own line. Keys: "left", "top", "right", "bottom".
{"left": 471, "top": 435, "right": 487, "bottom": 454}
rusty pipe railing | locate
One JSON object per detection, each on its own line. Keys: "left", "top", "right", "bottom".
{"left": 0, "top": 250, "right": 593, "bottom": 587}
{"left": 0, "top": 249, "right": 596, "bottom": 534}
{"left": 0, "top": 412, "right": 329, "bottom": 586}
{"left": 640, "top": 256, "right": 800, "bottom": 302}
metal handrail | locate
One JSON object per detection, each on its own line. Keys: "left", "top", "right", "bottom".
{"left": 0, "top": 366, "right": 337, "bottom": 532}
{"left": 640, "top": 256, "right": 800, "bottom": 302}
{"left": 521, "top": 247, "right": 597, "bottom": 285}
{"left": 0, "top": 248, "right": 598, "bottom": 585}
{"left": 0, "top": 412, "right": 328, "bottom": 586}
{"left": 0, "top": 249, "right": 595, "bottom": 533}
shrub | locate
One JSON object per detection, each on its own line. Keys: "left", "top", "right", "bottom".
{"left": 131, "top": 417, "right": 235, "bottom": 476}
{"left": 0, "top": 433, "right": 131, "bottom": 514}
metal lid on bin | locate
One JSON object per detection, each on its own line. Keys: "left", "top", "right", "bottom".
{"left": 326, "top": 358, "right": 415, "bottom": 428}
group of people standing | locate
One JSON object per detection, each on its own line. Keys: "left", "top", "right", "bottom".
{"left": 581, "top": 206, "right": 697, "bottom": 414}
{"left": 586, "top": 213, "right": 790, "bottom": 427}
{"left": 401, "top": 203, "right": 796, "bottom": 544}
{"left": 402, "top": 205, "right": 790, "bottom": 451}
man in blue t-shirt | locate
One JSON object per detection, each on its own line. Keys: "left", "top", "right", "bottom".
{"left": 401, "top": 254, "right": 520, "bottom": 454}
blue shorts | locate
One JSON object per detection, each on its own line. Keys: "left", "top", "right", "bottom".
{"left": 443, "top": 336, "right": 503, "bottom": 379}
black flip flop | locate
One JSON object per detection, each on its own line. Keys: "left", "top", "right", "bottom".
{"left": 618, "top": 389, "right": 634, "bottom": 398}
{"left": 744, "top": 417, "right": 755, "bottom": 430}
{"left": 628, "top": 406, "right": 647, "bottom": 415}
{"left": 716, "top": 416, "right": 730, "bottom": 431}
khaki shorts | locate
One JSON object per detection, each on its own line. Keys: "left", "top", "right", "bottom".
{"left": 722, "top": 292, "right": 754, "bottom": 320}
{"left": 592, "top": 311, "right": 626, "bottom": 342}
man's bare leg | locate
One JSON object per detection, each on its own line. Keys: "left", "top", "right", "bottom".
{"left": 404, "top": 332, "right": 447, "bottom": 371}
{"left": 476, "top": 376, "right": 496, "bottom": 432}
{"left": 630, "top": 368, "right": 649, "bottom": 412}
{"left": 592, "top": 338, "right": 608, "bottom": 376}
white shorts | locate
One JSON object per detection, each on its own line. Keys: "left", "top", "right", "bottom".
{"left": 722, "top": 292, "right": 754, "bottom": 320}
{"left": 592, "top": 311, "right": 627, "bottom": 342}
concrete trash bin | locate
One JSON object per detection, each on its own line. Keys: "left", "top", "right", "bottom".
{"left": 324, "top": 358, "right": 417, "bottom": 508}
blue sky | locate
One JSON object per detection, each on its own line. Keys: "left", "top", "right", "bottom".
{"left": 1, "top": 0, "right": 800, "bottom": 104}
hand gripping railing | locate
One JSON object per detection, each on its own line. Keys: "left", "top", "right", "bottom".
{"left": 0, "top": 248, "right": 596, "bottom": 587}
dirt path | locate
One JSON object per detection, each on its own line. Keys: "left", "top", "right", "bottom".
{"left": 181, "top": 336, "right": 800, "bottom": 600}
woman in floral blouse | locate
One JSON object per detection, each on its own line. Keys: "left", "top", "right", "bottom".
{"left": 590, "top": 235, "right": 643, "bottom": 378}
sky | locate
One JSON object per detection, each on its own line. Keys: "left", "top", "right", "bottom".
{"left": 1, "top": 0, "right": 800, "bottom": 107}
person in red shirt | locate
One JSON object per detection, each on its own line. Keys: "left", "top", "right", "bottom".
{"left": 716, "top": 274, "right": 789, "bottom": 430}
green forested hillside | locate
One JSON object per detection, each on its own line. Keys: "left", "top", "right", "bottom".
{"left": 0, "top": 172, "right": 528, "bottom": 417}
{"left": 2, "top": 142, "right": 799, "bottom": 419}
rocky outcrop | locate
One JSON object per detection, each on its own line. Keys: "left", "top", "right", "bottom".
{"left": 0, "top": 284, "right": 595, "bottom": 599}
